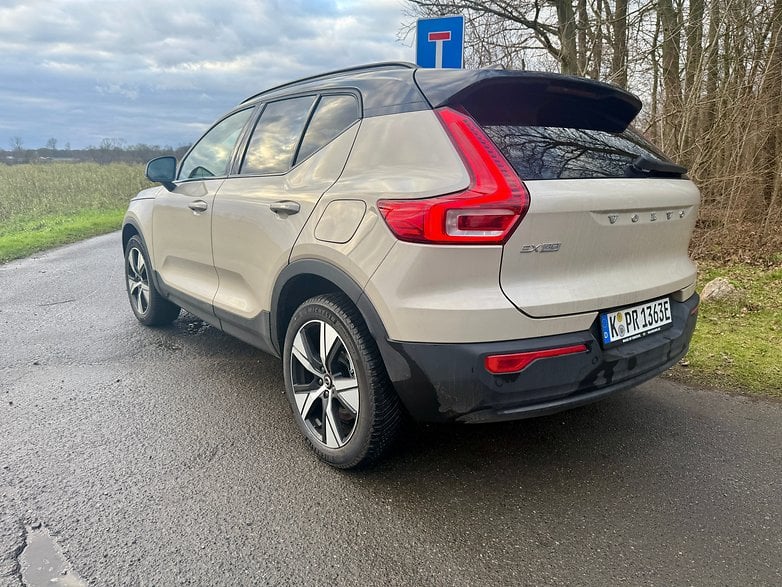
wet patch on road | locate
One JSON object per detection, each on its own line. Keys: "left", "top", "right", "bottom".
{"left": 184, "top": 318, "right": 211, "bottom": 336}
{"left": 18, "top": 525, "right": 84, "bottom": 587}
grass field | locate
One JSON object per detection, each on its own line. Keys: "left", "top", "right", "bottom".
{"left": 0, "top": 162, "right": 149, "bottom": 262}
{"left": 670, "top": 263, "right": 782, "bottom": 397}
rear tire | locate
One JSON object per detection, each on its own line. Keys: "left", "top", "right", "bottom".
{"left": 282, "top": 293, "right": 401, "bottom": 469}
{"left": 124, "top": 235, "right": 180, "bottom": 326}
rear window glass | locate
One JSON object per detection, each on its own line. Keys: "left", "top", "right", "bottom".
{"left": 241, "top": 96, "right": 316, "bottom": 175}
{"left": 482, "top": 125, "right": 668, "bottom": 180}
{"left": 295, "top": 95, "right": 359, "bottom": 165}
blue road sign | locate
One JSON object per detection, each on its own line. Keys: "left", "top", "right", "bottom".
{"left": 416, "top": 15, "right": 464, "bottom": 69}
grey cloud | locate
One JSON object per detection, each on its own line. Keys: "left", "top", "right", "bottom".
{"left": 0, "top": 0, "right": 409, "bottom": 148}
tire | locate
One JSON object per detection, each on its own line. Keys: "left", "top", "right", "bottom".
{"left": 282, "top": 293, "right": 401, "bottom": 469}
{"left": 124, "top": 235, "right": 180, "bottom": 326}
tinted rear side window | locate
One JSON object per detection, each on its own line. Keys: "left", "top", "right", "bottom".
{"left": 482, "top": 125, "right": 667, "bottom": 180}
{"left": 241, "top": 96, "right": 316, "bottom": 175}
{"left": 295, "top": 95, "right": 359, "bottom": 165}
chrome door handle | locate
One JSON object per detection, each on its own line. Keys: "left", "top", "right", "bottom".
{"left": 270, "top": 201, "right": 300, "bottom": 216}
{"left": 188, "top": 200, "right": 208, "bottom": 213}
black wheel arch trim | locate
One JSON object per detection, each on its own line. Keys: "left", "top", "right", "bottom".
{"left": 121, "top": 219, "right": 143, "bottom": 251}
{"left": 270, "top": 258, "right": 426, "bottom": 420}
{"left": 122, "top": 222, "right": 165, "bottom": 294}
{"left": 270, "top": 259, "right": 390, "bottom": 357}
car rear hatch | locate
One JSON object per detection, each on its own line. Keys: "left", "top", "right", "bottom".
{"left": 415, "top": 69, "right": 699, "bottom": 318}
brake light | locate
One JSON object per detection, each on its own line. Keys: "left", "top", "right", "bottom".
{"left": 484, "top": 344, "right": 588, "bottom": 374}
{"left": 377, "top": 107, "right": 529, "bottom": 245}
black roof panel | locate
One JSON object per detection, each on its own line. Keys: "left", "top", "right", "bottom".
{"left": 241, "top": 62, "right": 429, "bottom": 117}
{"left": 237, "top": 63, "right": 643, "bottom": 128}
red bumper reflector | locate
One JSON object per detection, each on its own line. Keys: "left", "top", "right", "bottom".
{"left": 484, "top": 344, "right": 588, "bottom": 374}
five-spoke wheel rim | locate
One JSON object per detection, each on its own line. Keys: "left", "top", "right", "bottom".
{"left": 126, "top": 246, "right": 150, "bottom": 316}
{"left": 290, "top": 319, "right": 360, "bottom": 449}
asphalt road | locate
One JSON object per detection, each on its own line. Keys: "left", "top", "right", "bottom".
{"left": 1, "top": 233, "right": 781, "bottom": 586}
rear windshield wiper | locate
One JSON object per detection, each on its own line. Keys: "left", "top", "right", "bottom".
{"left": 628, "top": 155, "right": 687, "bottom": 178}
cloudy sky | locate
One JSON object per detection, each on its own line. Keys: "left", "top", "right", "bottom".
{"left": 0, "top": 0, "right": 413, "bottom": 149}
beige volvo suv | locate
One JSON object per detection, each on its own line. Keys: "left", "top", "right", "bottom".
{"left": 122, "top": 63, "right": 700, "bottom": 468}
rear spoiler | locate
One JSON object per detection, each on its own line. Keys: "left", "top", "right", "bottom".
{"left": 414, "top": 69, "right": 642, "bottom": 133}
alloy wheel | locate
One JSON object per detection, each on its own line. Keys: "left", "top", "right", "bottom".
{"left": 290, "top": 319, "right": 360, "bottom": 449}
{"left": 126, "top": 246, "right": 151, "bottom": 316}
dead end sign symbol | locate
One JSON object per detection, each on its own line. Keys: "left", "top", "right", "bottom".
{"left": 428, "top": 31, "right": 451, "bottom": 68}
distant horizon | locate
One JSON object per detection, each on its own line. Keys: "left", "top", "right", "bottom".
{"left": 1, "top": 140, "right": 192, "bottom": 153}
{"left": 1, "top": 0, "right": 410, "bottom": 150}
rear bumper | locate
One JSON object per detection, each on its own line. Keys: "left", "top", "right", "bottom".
{"left": 380, "top": 294, "right": 699, "bottom": 423}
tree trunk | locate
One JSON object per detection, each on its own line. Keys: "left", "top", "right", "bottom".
{"left": 610, "top": 0, "right": 628, "bottom": 88}
{"left": 555, "top": 0, "right": 579, "bottom": 74}
{"left": 702, "top": 0, "right": 721, "bottom": 136}
{"left": 658, "top": 0, "right": 683, "bottom": 153}
{"left": 649, "top": 12, "right": 662, "bottom": 144}
{"left": 591, "top": 0, "right": 604, "bottom": 79}
{"left": 683, "top": 0, "right": 705, "bottom": 153}
{"left": 762, "top": 0, "right": 782, "bottom": 232}
{"left": 577, "top": 0, "right": 588, "bottom": 74}
{"left": 685, "top": 0, "right": 704, "bottom": 96}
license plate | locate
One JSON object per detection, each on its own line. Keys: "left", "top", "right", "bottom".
{"left": 600, "top": 297, "right": 672, "bottom": 346}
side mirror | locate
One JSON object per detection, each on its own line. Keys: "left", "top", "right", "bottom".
{"left": 145, "top": 156, "right": 177, "bottom": 191}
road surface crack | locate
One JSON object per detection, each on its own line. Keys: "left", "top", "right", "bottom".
{"left": 0, "top": 514, "right": 26, "bottom": 586}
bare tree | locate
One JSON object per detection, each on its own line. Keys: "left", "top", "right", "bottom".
{"left": 403, "top": 0, "right": 782, "bottom": 260}
{"left": 608, "top": 0, "right": 628, "bottom": 87}
{"left": 760, "top": 0, "right": 782, "bottom": 232}
{"left": 409, "top": 1, "right": 570, "bottom": 70}
{"left": 99, "top": 138, "right": 127, "bottom": 151}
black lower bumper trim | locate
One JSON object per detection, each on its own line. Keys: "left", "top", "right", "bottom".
{"left": 378, "top": 294, "right": 699, "bottom": 423}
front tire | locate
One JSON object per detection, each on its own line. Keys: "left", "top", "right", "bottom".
{"left": 124, "top": 235, "right": 180, "bottom": 326}
{"left": 282, "top": 293, "right": 401, "bottom": 468}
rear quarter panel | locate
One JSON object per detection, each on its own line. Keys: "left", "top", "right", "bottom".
{"left": 292, "top": 109, "right": 470, "bottom": 290}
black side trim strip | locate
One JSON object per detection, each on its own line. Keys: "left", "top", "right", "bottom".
{"left": 215, "top": 307, "right": 276, "bottom": 355}
{"left": 154, "top": 271, "right": 276, "bottom": 354}
{"left": 154, "top": 272, "right": 215, "bottom": 320}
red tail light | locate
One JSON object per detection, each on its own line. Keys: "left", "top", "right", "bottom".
{"left": 377, "top": 107, "right": 529, "bottom": 245}
{"left": 484, "top": 344, "right": 588, "bottom": 374}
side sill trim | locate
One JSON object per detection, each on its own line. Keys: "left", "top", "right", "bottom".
{"left": 215, "top": 307, "right": 277, "bottom": 356}
{"left": 154, "top": 271, "right": 276, "bottom": 356}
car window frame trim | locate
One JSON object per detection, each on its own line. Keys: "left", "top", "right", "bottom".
{"left": 175, "top": 105, "right": 259, "bottom": 184}
{"left": 292, "top": 93, "right": 362, "bottom": 167}
{"left": 235, "top": 93, "right": 319, "bottom": 177}
{"left": 234, "top": 89, "right": 363, "bottom": 179}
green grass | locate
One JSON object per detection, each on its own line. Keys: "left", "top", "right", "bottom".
{"left": 0, "top": 209, "right": 126, "bottom": 262}
{"left": 670, "top": 263, "right": 782, "bottom": 397}
{"left": 0, "top": 162, "right": 149, "bottom": 263}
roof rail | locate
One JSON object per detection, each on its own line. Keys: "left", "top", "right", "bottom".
{"left": 241, "top": 62, "right": 418, "bottom": 104}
